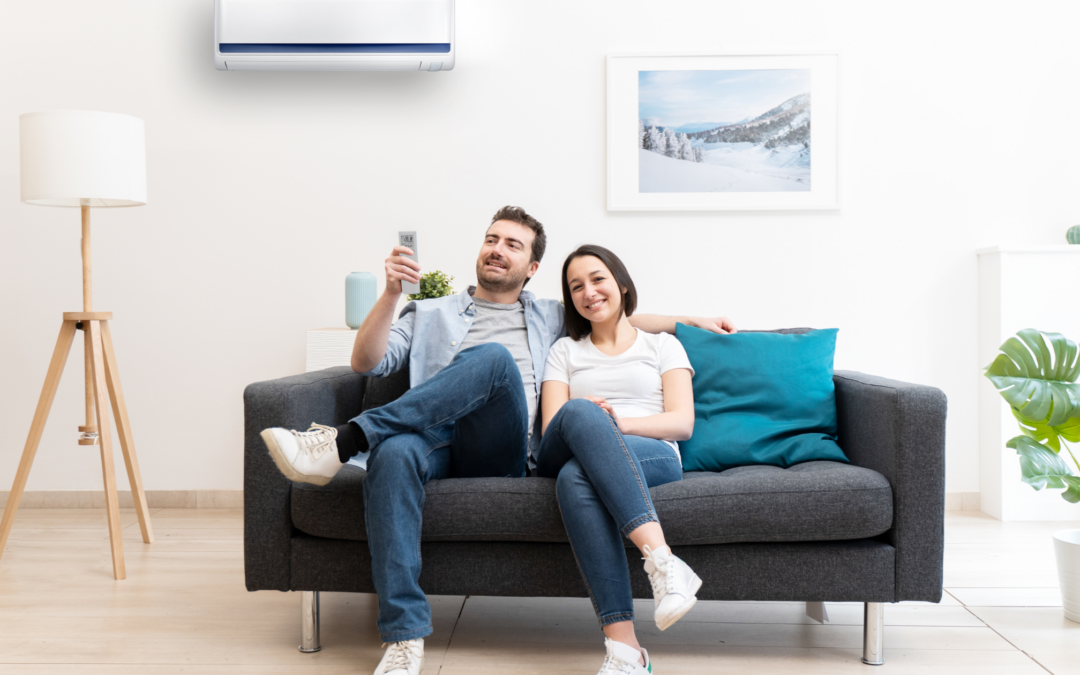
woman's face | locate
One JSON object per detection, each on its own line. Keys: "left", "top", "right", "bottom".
{"left": 566, "top": 255, "right": 624, "bottom": 325}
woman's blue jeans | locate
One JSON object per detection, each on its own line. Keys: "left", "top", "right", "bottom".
{"left": 536, "top": 398, "right": 683, "bottom": 627}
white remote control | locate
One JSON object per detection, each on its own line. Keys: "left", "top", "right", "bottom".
{"left": 398, "top": 231, "right": 419, "bottom": 295}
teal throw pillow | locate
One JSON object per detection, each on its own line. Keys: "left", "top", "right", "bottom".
{"left": 675, "top": 324, "right": 848, "bottom": 472}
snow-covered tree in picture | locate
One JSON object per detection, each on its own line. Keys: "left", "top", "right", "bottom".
{"left": 678, "top": 133, "right": 694, "bottom": 161}
{"left": 640, "top": 125, "right": 705, "bottom": 164}
{"left": 647, "top": 126, "right": 666, "bottom": 156}
{"left": 663, "top": 129, "right": 678, "bottom": 158}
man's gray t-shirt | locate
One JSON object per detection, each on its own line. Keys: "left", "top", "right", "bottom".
{"left": 456, "top": 296, "right": 537, "bottom": 435}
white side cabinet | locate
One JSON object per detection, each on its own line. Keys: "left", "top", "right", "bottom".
{"left": 978, "top": 245, "right": 1080, "bottom": 520}
{"left": 306, "top": 328, "right": 356, "bottom": 373}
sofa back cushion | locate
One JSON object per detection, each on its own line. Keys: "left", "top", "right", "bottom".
{"left": 675, "top": 324, "right": 849, "bottom": 472}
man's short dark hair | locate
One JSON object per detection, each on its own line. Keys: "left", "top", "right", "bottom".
{"left": 491, "top": 205, "right": 546, "bottom": 265}
{"left": 561, "top": 244, "right": 638, "bottom": 341}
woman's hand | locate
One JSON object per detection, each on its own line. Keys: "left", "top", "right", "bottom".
{"left": 585, "top": 396, "right": 624, "bottom": 432}
{"left": 687, "top": 316, "right": 738, "bottom": 334}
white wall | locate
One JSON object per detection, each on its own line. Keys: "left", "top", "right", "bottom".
{"left": 1, "top": 0, "right": 1078, "bottom": 492}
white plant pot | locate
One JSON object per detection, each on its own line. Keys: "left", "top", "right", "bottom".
{"left": 1053, "top": 529, "right": 1080, "bottom": 623}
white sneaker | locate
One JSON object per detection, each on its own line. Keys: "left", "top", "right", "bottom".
{"left": 643, "top": 545, "right": 702, "bottom": 631}
{"left": 598, "top": 638, "right": 651, "bottom": 674}
{"left": 373, "top": 638, "right": 425, "bottom": 675}
{"left": 260, "top": 423, "right": 344, "bottom": 486}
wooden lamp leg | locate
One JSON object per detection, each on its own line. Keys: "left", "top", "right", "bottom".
{"left": 0, "top": 321, "right": 78, "bottom": 560}
{"left": 88, "top": 320, "right": 126, "bottom": 580}
{"left": 79, "top": 331, "right": 98, "bottom": 445}
{"left": 100, "top": 320, "right": 153, "bottom": 544}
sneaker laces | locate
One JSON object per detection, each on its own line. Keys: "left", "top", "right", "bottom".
{"left": 380, "top": 640, "right": 423, "bottom": 671}
{"left": 290, "top": 423, "right": 338, "bottom": 460}
{"left": 598, "top": 653, "right": 640, "bottom": 675}
{"left": 643, "top": 545, "right": 675, "bottom": 598}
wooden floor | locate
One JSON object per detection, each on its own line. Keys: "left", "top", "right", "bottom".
{"left": 0, "top": 508, "right": 1077, "bottom": 674}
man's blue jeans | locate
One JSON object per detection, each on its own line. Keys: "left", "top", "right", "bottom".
{"left": 353, "top": 343, "right": 529, "bottom": 642}
{"left": 535, "top": 399, "right": 683, "bottom": 627}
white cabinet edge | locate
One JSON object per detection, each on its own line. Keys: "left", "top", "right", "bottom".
{"left": 977, "top": 245, "right": 1080, "bottom": 255}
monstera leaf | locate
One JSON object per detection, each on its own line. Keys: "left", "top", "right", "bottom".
{"left": 1064, "top": 477, "right": 1080, "bottom": 504}
{"left": 1007, "top": 436, "right": 1080, "bottom": 502}
{"left": 1011, "top": 406, "right": 1080, "bottom": 452}
{"left": 985, "top": 329, "right": 1080, "bottom": 427}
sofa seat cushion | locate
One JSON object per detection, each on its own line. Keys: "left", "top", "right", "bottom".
{"left": 652, "top": 461, "right": 892, "bottom": 544}
{"left": 290, "top": 460, "right": 892, "bottom": 545}
{"left": 291, "top": 467, "right": 567, "bottom": 543}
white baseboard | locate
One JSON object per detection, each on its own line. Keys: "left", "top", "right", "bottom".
{"left": 0, "top": 490, "right": 243, "bottom": 509}
{"left": 945, "top": 491, "right": 981, "bottom": 512}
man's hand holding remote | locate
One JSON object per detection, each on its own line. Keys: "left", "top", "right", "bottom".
{"left": 384, "top": 245, "right": 421, "bottom": 296}
{"left": 351, "top": 245, "right": 423, "bottom": 373}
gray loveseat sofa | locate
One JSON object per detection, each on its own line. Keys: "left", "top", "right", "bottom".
{"left": 244, "top": 346, "right": 947, "bottom": 666}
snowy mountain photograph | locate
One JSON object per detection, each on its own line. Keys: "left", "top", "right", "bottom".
{"left": 638, "top": 69, "right": 811, "bottom": 193}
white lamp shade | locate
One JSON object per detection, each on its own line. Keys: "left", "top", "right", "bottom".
{"left": 20, "top": 110, "right": 147, "bottom": 207}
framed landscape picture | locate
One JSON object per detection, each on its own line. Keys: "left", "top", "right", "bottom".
{"left": 607, "top": 53, "right": 839, "bottom": 211}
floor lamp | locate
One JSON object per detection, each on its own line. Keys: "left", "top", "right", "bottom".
{"left": 0, "top": 111, "right": 154, "bottom": 580}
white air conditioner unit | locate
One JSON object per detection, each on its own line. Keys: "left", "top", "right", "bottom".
{"left": 214, "top": 0, "right": 455, "bottom": 72}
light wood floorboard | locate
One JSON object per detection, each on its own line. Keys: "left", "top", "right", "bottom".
{"left": 0, "top": 508, "right": 1077, "bottom": 673}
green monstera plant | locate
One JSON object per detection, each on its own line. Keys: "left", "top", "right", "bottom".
{"left": 985, "top": 328, "right": 1080, "bottom": 503}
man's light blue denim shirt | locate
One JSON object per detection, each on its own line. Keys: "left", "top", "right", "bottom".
{"left": 359, "top": 285, "right": 566, "bottom": 459}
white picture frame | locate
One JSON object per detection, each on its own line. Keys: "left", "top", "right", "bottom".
{"left": 607, "top": 52, "right": 840, "bottom": 211}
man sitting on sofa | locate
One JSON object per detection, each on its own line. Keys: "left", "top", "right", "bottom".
{"left": 260, "top": 205, "right": 737, "bottom": 675}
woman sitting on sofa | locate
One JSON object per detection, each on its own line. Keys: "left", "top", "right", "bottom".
{"left": 538, "top": 244, "right": 701, "bottom": 675}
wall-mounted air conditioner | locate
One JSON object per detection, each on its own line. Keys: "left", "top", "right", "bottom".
{"left": 214, "top": 0, "right": 455, "bottom": 72}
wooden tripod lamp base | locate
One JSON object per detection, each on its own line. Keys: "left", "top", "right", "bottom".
{"left": 0, "top": 312, "right": 154, "bottom": 580}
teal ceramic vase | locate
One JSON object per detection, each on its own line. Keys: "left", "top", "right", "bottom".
{"left": 1068, "top": 226, "right": 1080, "bottom": 245}
{"left": 346, "top": 272, "right": 377, "bottom": 329}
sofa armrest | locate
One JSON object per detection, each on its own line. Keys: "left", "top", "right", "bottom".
{"left": 833, "top": 370, "right": 947, "bottom": 602}
{"left": 243, "top": 366, "right": 367, "bottom": 591}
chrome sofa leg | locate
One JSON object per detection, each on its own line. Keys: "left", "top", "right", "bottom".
{"left": 299, "top": 591, "right": 321, "bottom": 653}
{"left": 862, "top": 602, "right": 884, "bottom": 665}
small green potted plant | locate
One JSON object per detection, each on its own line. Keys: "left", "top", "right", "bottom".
{"left": 984, "top": 328, "right": 1080, "bottom": 622}
{"left": 408, "top": 270, "right": 455, "bottom": 301}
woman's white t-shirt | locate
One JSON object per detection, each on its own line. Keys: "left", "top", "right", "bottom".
{"left": 542, "top": 328, "right": 695, "bottom": 457}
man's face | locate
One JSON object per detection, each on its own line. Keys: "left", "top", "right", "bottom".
{"left": 475, "top": 220, "right": 539, "bottom": 294}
